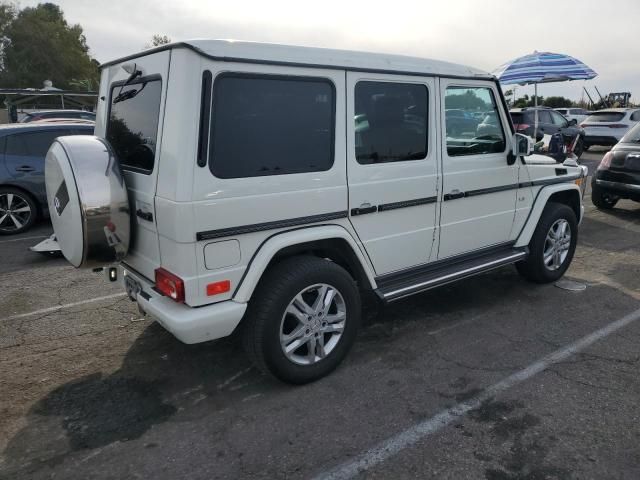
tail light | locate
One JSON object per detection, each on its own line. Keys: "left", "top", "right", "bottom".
{"left": 513, "top": 123, "right": 530, "bottom": 131}
{"left": 597, "top": 151, "right": 614, "bottom": 171}
{"left": 608, "top": 124, "right": 628, "bottom": 128}
{"left": 155, "top": 268, "right": 185, "bottom": 303}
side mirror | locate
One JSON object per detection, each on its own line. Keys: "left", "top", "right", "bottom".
{"left": 513, "top": 133, "right": 533, "bottom": 157}
{"left": 568, "top": 118, "right": 577, "bottom": 126}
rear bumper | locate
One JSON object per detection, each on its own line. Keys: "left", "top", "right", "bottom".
{"left": 121, "top": 266, "right": 247, "bottom": 344}
{"left": 583, "top": 135, "right": 620, "bottom": 146}
{"left": 594, "top": 178, "right": 640, "bottom": 196}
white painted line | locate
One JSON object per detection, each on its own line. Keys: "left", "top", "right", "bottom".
{"left": 0, "top": 234, "right": 48, "bottom": 244}
{"left": 217, "top": 367, "right": 252, "bottom": 390}
{"left": 314, "top": 306, "right": 640, "bottom": 480}
{"left": 1, "top": 293, "right": 126, "bottom": 322}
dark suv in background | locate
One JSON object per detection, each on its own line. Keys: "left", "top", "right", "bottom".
{"left": 510, "top": 107, "right": 585, "bottom": 157}
{"left": 0, "top": 123, "right": 94, "bottom": 234}
{"left": 591, "top": 121, "right": 640, "bottom": 209}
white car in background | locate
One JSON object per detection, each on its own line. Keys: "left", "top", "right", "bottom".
{"left": 554, "top": 108, "right": 590, "bottom": 125}
{"left": 581, "top": 108, "right": 640, "bottom": 149}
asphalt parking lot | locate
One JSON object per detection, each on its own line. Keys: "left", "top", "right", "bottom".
{"left": 1, "top": 148, "right": 639, "bottom": 480}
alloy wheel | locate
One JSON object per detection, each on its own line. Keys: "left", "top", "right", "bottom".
{"left": 543, "top": 218, "right": 571, "bottom": 271}
{"left": 279, "top": 283, "right": 346, "bottom": 365}
{"left": 0, "top": 192, "right": 32, "bottom": 233}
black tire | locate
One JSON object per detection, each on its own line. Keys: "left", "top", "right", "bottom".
{"left": 516, "top": 202, "right": 578, "bottom": 284}
{"left": 243, "top": 256, "right": 361, "bottom": 384}
{"left": 0, "top": 187, "right": 38, "bottom": 235}
{"left": 583, "top": 145, "right": 590, "bottom": 151}
{"left": 591, "top": 185, "right": 619, "bottom": 210}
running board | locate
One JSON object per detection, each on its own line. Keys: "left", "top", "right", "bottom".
{"left": 375, "top": 247, "right": 528, "bottom": 303}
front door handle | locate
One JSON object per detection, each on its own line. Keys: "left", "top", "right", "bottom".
{"left": 351, "top": 203, "right": 378, "bottom": 216}
{"left": 15, "top": 165, "right": 35, "bottom": 172}
{"left": 444, "top": 189, "right": 466, "bottom": 201}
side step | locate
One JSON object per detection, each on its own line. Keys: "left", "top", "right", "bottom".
{"left": 375, "top": 246, "right": 528, "bottom": 303}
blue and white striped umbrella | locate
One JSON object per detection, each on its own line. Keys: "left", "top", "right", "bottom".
{"left": 492, "top": 51, "right": 597, "bottom": 85}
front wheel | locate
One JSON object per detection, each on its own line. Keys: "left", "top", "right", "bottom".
{"left": 516, "top": 203, "right": 578, "bottom": 283}
{"left": 243, "top": 256, "right": 361, "bottom": 384}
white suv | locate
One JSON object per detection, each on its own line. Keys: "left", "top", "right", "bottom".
{"left": 581, "top": 108, "right": 640, "bottom": 149}
{"left": 45, "top": 40, "right": 588, "bottom": 383}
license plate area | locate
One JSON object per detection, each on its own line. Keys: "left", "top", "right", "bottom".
{"left": 125, "top": 274, "right": 141, "bottom": 301}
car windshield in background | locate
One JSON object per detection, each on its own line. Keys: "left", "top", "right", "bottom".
{"left": 106, "top": 79, "right": 162, "bottom": 174}
{"left": 585, "top": 112, "right": 625, "bottom": 122}
{"left": 621, "top": 122, "right": 640, "bottom": 143}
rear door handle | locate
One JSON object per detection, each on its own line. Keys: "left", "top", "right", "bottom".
{"left": 444, "top": 189, "right": 465, "bottom": 201}
{"left": 15, "top": 165, "right": 35, "bottom": 172}
{"left": 136, "top": 209, "right": 153, "bottom": 222}
{"left": 351, "top": 203, "right": 377, "bottom": 216}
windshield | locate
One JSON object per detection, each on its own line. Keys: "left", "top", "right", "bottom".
{"left": 106, "top": 78, "right": 162, "bottom": 174}
{"left": 584, "top": 112, "right": 625, "bottom": 123}
{"left": 621, "top": 122, "right": 640, "bottom": 143}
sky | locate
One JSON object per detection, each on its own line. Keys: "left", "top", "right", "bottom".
{"left": 21, "top": 0, "right": 640, "bottom": 103}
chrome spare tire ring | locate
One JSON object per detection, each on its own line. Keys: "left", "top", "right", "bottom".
{"left": 543, "top": 218, "right": 571, "bottom": 271}
{"left": 0, "top": 192, "right": 32, "bottom": 232}
{"left": 279, "top": 283, "right": 346, "bottom": 366}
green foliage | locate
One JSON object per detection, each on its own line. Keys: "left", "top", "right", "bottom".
{"left": 542, "top": 96, "right": 574, "bottom": 108}
{"left": 146, "top": 34, "right": 171, "bottom": 49}
{"left": 445, "top": 89, "right": 489, "bottom": 110}
{"left": 512, "top": 94, "right": 547, "bottom": 108}
{"left": 0, "top": 2, "right": 99, "bottom": 90}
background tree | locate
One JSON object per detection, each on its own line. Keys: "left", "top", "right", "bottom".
{"left": 145, "top": 34, "right": 171, "bottom": 49}
{"left": 0, "top": 2, "right": 99, "bottom": 90}
{"left": 542, "top": 96, "right": 574, "bottom": 108}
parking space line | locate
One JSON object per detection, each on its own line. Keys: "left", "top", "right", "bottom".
{"left": 1, "top": 293, "right": 126, "bottom": 322}
{"left": 314, "top": 306, "right": 640, "bottom": 480}
{"left": 0, "top": 235, "right": 48, "bottom": 244}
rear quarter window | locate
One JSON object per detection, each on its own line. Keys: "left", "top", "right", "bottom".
{"left": 209, "top": 74, "right": 335, "bottom": 179}
{"left": 5, "top": 130, "right": 70, "bottom": 156}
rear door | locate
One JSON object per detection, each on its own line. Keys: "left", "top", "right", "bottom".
{"left": 100, "top": 51, "right": 169, "bottom": 280}
{"left": 346, "top": 72, "right": 438, "bottom": 275}
{"left": 438, "top": 80, "right": 518, "bottom": 259}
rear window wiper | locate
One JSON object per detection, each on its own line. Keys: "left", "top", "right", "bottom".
{"left": 113, "top": 82, "right": 147, "bottom": 104}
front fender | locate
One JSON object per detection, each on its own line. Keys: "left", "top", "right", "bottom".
{"left": 233, "top": 225, "right": 376, "bottom": 303}
{"left": 514, "top": 183, "right": 582, "bottom": 248}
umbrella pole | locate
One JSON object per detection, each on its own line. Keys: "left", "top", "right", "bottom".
{"left": 534, "top": 83, "right": 538, "bottom": 141}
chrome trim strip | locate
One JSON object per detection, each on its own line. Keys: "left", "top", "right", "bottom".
{"left": 383, "top": 251, "right": 527, "bottom": 300}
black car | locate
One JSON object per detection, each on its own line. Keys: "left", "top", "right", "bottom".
{"left": 510, "top": 107, "right": 585, "bottom": 157}
{"left": 591, "top": 122, "right": 640, "bottom": 209}
{"left": 20, "top": 109, "right": 96, "bottom": 123}
{"left": 0, "top": 123, "right": 94, "bottom": 234}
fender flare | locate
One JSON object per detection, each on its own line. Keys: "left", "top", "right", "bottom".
{"left": 233, "top": 225, "right": 377, "bottom": 303}
{"left": 514, "top": 183, "right": 582, "bottom": 248}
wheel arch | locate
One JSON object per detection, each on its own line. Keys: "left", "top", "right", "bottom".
{"left": 233, "top": 225, "right": 376, "bottom": 304}
{"left": 514, "top": 183, "right": 582, "bottom": 248}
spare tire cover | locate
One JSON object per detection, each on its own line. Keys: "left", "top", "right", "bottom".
{"left": 45, "top": 136, "right": 130, "bottom": 268}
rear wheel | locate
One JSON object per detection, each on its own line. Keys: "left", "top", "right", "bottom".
{"left": 591, "top": 185, "right": 619, "bottom": 209}
{"left": 516, "top": 202, "right": 577, "bottom": 283}
{"left": 0, "top": 187, "right": 37, "bottom": 235}
{"left": 243, "top": 256, "right": 361, "bottom": 384}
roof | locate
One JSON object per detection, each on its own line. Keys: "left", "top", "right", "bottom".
{"left": 101, "top": 39, "right": 491, "bottom": 79}
{"left": 24, "top": 109, "right": 95, "bottom": 116}
{"left": 591, "top": 108, "right": 637, "bottom": 113}
{"left": 0, "top": 123, "right": 94, "bottom": 134}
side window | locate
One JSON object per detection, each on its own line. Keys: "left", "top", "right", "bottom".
{"left": 354, "top": 81, "right": 427, "bottom": 164}
{"left": 5, "top": 131, "right": 64, "bottom": 157}
{"left": 551, "top": 111, "right": 568, "bottom": 127}
{"left": 210, "top": 74, "right": 335, "bottom": 179}
{"left": 630, "top": 111, "right": 640, "bottom": 121}
{"left": 107, "top": 78, "right": 162, "bottom": 174}
{"left": 445, "top": 86, "right": 505, "bottom": 157}
{"left": 537, "top": 110, "right": 552, "bottom": 124}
